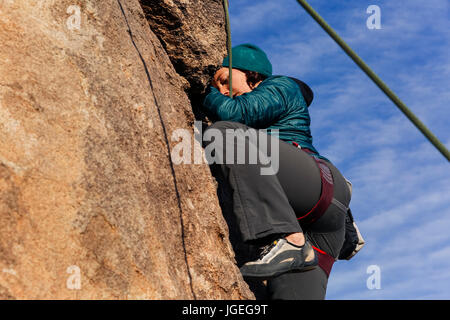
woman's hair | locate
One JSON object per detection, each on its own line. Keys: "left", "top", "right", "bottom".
{"left": 242, "top": 70, "right": 267, "bottom": 88}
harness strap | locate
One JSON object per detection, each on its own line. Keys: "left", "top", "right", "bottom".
{"left": 292, "top": 143, "right": 334, "bottom": 225}
{"left": 312, "top": 246, "right": 335, "bottom": 278}
{"left": 331, "top": 197, "right": 348, "bottom": 213}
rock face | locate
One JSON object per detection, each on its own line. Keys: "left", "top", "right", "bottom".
{"left": 0, "top": 0, "right": 253, "bottom": 299}
{"left": 140, "top": 0, "right": 227, "bottom": 115}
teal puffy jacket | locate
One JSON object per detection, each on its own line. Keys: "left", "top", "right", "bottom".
{"left": 202, "top": 75, "right": 329, "bottom": 162}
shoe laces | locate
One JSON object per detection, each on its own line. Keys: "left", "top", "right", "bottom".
{"left": 258, "top": 239, "right": 280, "bottom": 260}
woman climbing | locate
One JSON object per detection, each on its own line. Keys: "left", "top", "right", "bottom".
{"left": 202, "top": 43, "right": 351, "bottom": 300}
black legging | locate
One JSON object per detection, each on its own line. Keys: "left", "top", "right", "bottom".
{"left": 203, "top": 121, "right": 350, "bottom": 300}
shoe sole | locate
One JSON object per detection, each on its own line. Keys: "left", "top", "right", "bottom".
{"left": 241, "top": 263, "right": 318, "bottom": 280}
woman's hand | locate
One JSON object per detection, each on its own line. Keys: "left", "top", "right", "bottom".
{"left": 212, "top": 69, "right": 228, "bottom": 91}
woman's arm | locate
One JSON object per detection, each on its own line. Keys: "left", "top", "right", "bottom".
{"left": 202, "top": 77, "right": 290, "bottom": 128}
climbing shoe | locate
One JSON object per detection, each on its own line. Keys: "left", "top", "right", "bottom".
{"left": 240, "top": 237, "right": 318, "bottom": 279}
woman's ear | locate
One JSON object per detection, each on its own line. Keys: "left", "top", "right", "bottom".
{"left": 249, "top": 80, "right": 262, "bottom": 90}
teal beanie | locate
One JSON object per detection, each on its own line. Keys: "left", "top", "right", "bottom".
{"left": 222, "top": 43, "right": 272, "bottom": 77}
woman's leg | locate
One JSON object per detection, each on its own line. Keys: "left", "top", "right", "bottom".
{"left": 275, "top": 137, "right": 322, "bottom": 215}
{"left": 267, "top": 148, "right": 350, "bottom": 300}
{"left": 266, "top": 210, "right": 346, "bottom": 300}
{"left": 203, "top": 120, "right": 309, "bottom": 243}
{"left": 267, "top": 266, "right": 328, "bottom": 300}
{"left": 203, "top": 121, "right": 322, "bottom": 279}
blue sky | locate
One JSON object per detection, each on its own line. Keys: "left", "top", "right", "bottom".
{"left": 228, "top": 0, "right": 449, "bottom": 299}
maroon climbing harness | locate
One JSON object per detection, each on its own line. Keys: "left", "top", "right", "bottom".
{"left": 291, "top": 142, "right": 334, "bottom": 226}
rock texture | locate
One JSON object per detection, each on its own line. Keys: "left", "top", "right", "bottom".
{"left": 0, "top": 0, "right": 253, "bottom": 299}
{"left": 140, "top": 0, "right": 267, "bottom": 298}
{"left": 140, "top": 0, "right": 227, "bottom": 117}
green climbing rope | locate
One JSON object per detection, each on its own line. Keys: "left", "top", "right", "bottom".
{"left": 295, "top": 0, "right": 449, "bottom": 161}
{"left": 223, "top": 0, "right": 233, "bottom": 98}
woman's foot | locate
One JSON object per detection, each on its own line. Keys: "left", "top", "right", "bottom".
{"left": 240, "top": 236, "right": 317, "bottom": 279}
{"left": 285, "top": 232, "right": 305, "bottom": 246}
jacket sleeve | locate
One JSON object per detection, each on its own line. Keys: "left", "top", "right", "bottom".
{"left": 202, "top": 78, "right": 289, "bottom": 128}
